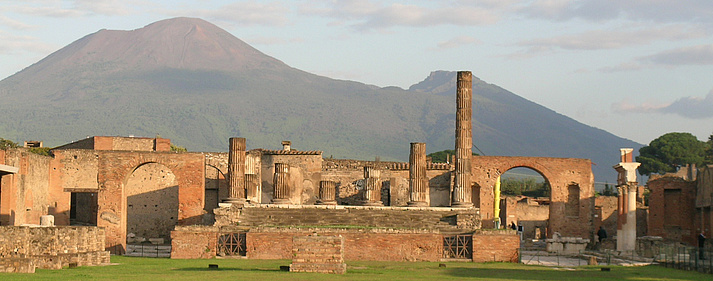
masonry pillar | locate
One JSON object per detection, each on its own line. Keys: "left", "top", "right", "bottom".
{"left": 362, "top": 166, "right": 383, "bottom": 206}
{"left": 224, "top": 137, "right": 246, "bottom": 204}
{"left": 317, "top": 180, "right": 337, "bottom": 205}
{"left": 408, "top": 142, "right": 429, "bottom": 206}
{"left": 452, "top": 71, "right": 473, "bottom": 207}
{"left": 613, "top": 148, "right": 640, "bottom": 252}
{"left": 272, "top": 163, "right": 291, "bottom": 204}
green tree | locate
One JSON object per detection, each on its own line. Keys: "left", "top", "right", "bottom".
{"left": 0, "top": 138, "right": 19, "bottom": 149}
{"left": 170, "top": 143, "right": 187, "bottom": 152}
{"left": 427, "top": 149, "right": 478, "bottom": 163}
{"left": 636, "top": 132, "right": 708, "bottom": 176}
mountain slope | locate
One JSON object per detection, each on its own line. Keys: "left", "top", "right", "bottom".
{"left": 0, "top": 17, "right": 641, "bottom": 183}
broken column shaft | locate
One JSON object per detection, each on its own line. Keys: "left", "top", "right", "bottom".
{"left": 408, "top": 142, "right": 429, "bottom": 206}
{"left": 272, "top": 163, "right": 291, "bottom": 204}
{"left": 362, "top": 166, "right": 383, "bottom": 206}
{"left": 225, "top": 137, "right": 246, "bottom": 204}
{"left": 452, "top": 71, "right": 474, "bottom": 207}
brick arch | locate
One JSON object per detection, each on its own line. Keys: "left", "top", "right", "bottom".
{"left": 95, "top": 151, "right": 205, "bottom": 254}
{"left": 471, "top": 156, "right": 594, "bottom": 239}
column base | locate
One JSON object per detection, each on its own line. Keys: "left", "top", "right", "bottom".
{"left": 223, "top": 198, "right": 246, "bottom": 205}
{"left": 271, "top": 198, "right": 291, "bottom": 204}
{"left": 316, "top": 200, "right": 337, "bottom": 205}
{"left": 407, "top": 201, "right": 428, "bottom": 207}
{"left": 451, "top": 202, "right": 473, "bottom": 208}
{"left": 361, "top": 201, "right": 383, "bottom": 206}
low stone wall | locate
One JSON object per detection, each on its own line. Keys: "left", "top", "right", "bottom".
{"left": 0, "top": 258, "right": 35, "bottom": 273}
{"left": 472, "top": 230, "right": 520, "bottom": 263}
{"left": 0, "top": 226, "right": 110, "bottom": 271}
{"left": 290, "top": 235, "right": 346, "bottom": 274}
{"left": 216, "top": 204, "right": 481, "bottom": 231}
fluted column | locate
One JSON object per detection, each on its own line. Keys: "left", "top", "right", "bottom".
{"left": 408, "top": 142, "right": 429, "bottom": 206}
{"left": 317, "top": 180, "right": 337, "bottom": 205}
{"left": 452, "top": 71, "right": 473, "bottom": 207}
{"left": 272, "top": 163, "right": 291, "bottom": 204}
{"left": 224, "top": 137, "right": 246, "bottom": 204}
{"left": 362, "top": 166, "right": 383, "bottom": 206}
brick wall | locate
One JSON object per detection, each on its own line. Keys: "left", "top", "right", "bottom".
{"left": 290, "top": 235, "right": 346, "bottom": 274}
{"left": 247, "top": 228, "right": 443, "bottom": 261}
{"left": 472, "top": 229, "right": 519, "bottom": 263}
{"left": 647, "top": 176, "right": 697, "bottom": 245}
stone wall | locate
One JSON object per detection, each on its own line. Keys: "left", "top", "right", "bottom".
{"left": 0, "top": 226, "right": 110, "bottom": 271}
{"left": 321, "top": 159, "right": 452, "bottom": 207}
{"left": 503, "top": 196, "right": 549, "bottom": 239}
{"left": 647, "top": 176, "right": 698, "bottom": 245}
{"left": 472, "top": 230, "right": 520, "bottom": 262}
{"left": 595, "top": 196, "right": 618, "bottom": 242}
{"left": 261, "top": 153, "right": 322, "bottom": 204}
{"left": 217, "top": 204, "right": 480, "bottom": 231}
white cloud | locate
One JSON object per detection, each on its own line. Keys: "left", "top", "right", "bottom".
{"left": 301, "top": 1, "right": 500, "bottom": 31}
{"left": 640, "top": 44, "right": 713, "bottom": 66}
{"left": 72, "top": 0, "right": 133, "bottom": 16}
{"left": 612, "top": 90, "right": 713, "bottom": 119}
{"left": 601, "top": 44, "right": 713, "bottom": 72}
{"left": 521, "top": 0, "right": 713, "bottom": 24}
{"left": 0, "top": 31, "right": 56, "bottom": 54}
{"left": 435, "top": 36, "right": 480, "bottom": 50}
{"left": 0, "top": 15, "right": 36, "bottom": 30}
{"left": 517, "top": 25, "right": 705, "bottom": 52}
{"left": 193, "top": 1, "right": 291, "bottom": 26}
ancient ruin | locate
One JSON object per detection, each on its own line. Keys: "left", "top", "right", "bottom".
{"left": 0, "top": 70, "right": 606, "bottom": 266}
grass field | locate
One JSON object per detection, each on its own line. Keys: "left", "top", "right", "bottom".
{"left": 2, "top": 256, "right": 710, "bottom": 281}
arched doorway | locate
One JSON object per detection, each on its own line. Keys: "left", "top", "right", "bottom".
{"left": 498, "top": 167, "right": 550, "bottom": 240}
{"left": 125, "top": 163, "right": 178, "bottom": 243}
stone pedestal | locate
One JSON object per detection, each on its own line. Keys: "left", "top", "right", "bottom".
{"left": 362, "top": 167, "right": 383, "bottom": 206}
{"left": 452, "top": 71, "right": 473, "bottom": 208}
{"left": 317, "top": 180, "right": 337, "bottom": 205}
{"left": 408, "top": 142, "right": 428, "bottom": 206}
{"left": 224, "top": 137, "right": 246, "bottom": 204}
{"left": 40, "top": 215, "right": 55, "bottom": 226}
{"left": 272, "top": 163, "right": 291, "bottom": 204}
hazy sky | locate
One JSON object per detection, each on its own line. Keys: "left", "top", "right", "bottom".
{"left": 1, "top": 0, "right": 711, "bottom": 145}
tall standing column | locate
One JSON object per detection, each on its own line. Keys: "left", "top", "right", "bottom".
{"left": 452, "top": 71, "right": 473, "bottom": 207}
{"left": 272, "top": 163, "right": 291, "bottom": 204}
{"left": 362, "top": 166, "right": 383, "bottom": 206}
{"left": 408, "top": 142, "right": 429, "bottom": 206}
{"left": 225, "top": 137, "right": 246, "bottom": 204}
{"left": 613, "top": 148, "right": 640, "bottom": 252}
{"left": 317, "top": 180, "right": 337, "bottom": 205}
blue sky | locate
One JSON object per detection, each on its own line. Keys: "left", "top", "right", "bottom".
{"left": 1, "top": 0, "right": 712, "bottom": 145}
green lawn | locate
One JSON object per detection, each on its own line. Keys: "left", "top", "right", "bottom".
{"left": 2, "top": 256, "right": 710, "bottom": 281}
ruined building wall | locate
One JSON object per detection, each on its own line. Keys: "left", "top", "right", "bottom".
{"left": 503, "top": 196, "right": 549, "bottom": 239}
{"left": 595, "top": 196, "right": 618, "bottom": 241}
{"left": 321, "top": 159, "right": 451, "bottom": 206}
{"left": 472, "top": 156, "right": 595, "bottom": 239}
{"left": 647, "top": 176, "right": 697, "bottom": 245}
{"left": 125, "top": 162, "right": 179, "bottom": 241}
{"left": 0, "top": 148, "right": 68, "bottom": 226}
{"left": 260, "top": 153, "right": 322, "bottom": 204}
{"left": 52, "top": 136, "right": 170, "bottom": 152}
{"left": 204, "top": 152, "right": 228, "bottom": 214}
{"left": 696, "top": 165, "right": 713, "bottom": 236}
